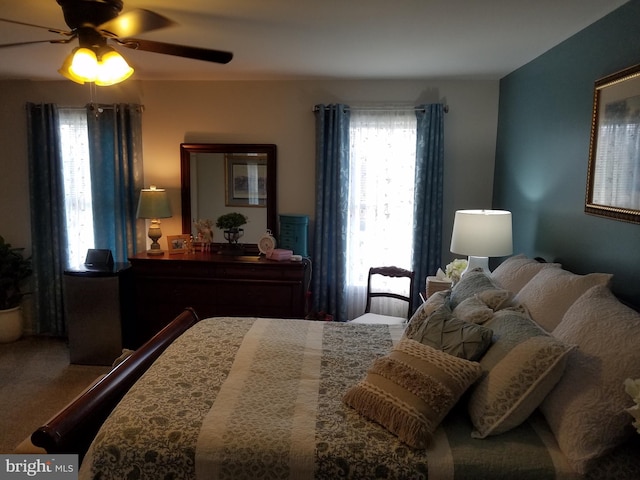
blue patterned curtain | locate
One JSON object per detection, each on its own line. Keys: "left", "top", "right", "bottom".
{"left": 86, "top": 104, "right": 146, "bottom": 263}
{"left": 412, "top": 104, "right": 445, "bottom": 308}
{"left": 311, "top": 104, "right": 350, "bottom": 320}
{"left": 26, "top": 103, "right": 68, "bottom": 335}
{"left": 26, "top": 103, "right": 144, "bottom": 335}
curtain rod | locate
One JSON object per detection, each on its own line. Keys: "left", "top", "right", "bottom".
{"left": 312, "top": 105, "right": 449, "bottom": 113}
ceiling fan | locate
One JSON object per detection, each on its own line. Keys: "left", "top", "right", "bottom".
{"left": 0, "top": 0, "right": 233, "bottom": 85}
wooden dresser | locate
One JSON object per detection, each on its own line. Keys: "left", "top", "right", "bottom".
{"left": 128, "top": 252, "right": 311, "bottom": 347}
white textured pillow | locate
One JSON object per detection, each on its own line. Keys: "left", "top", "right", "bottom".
{"left": 452, "top": 296, "right": 494, "bottom": 324}
{"left": 450, "top": 270, "right": 512, "bottom": 310}
{"left": 491, "top": 254, "right": 561, "bottom": 294}
{"left": 540, "top": 285, "right": 640, "bottom": 474}
{"left": 513, "top": 268, "right": 612, "bottom": 332}
{"left": 467, "top": 308, "right": 573, "bottom": 438}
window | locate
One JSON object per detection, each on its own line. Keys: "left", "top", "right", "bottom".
{"left": 58, "top": 108, "right": 95, "bottom": 267}
{"left": 346, "top": 109, "right": 417, "bottom": 319}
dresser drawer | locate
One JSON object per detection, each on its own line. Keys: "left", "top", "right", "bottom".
{"left": 129, "top": 253, "right": 311, "bottom": 346}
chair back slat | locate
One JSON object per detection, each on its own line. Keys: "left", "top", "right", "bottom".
{"left": 364, "top": 266, "right": 415, "bottom": 319}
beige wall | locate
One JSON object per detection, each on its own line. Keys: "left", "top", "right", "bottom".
{"left": 0, "top": 78, "right": 499, "bottom": 264}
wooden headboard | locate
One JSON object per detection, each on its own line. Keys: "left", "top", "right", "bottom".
{"left": 30, "top": 307, "right": 200, "bottom": 461}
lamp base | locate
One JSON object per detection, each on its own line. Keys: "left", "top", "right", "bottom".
{"left": 147, "top": 222, "right": 164, "bottom": 256}
{"left": 461, "top": 256, "right": 490, "bottom": 276}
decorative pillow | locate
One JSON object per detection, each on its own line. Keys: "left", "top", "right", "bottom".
{"left": 343, "top": 338, "right": 482, "bottom": 449}
{"left": 490, "top": 254, "right": 561, "bottom": 294}
{"left": 421, "top": 289, "right": 451, "bottom": 317}
{"left": 540, "top": 285, "right": 640, "bottom": 474}
{"left": 404, "top": 303, "right": 493, "bottom": 361}
{"left": 452, "top": 295, "right": 494, "bottom": 324}
{"left": 476, "top": 288, "right": 513, "bottom": 311}
{"left": 404, "top": 291, "right": 450, "bottom": 336}
{"left": 449, "top": 269, "right": 512, "bottom": 310}
{"left": 467, "top": 307, "right": 573, "bottom": 439}
{"left": 513, "top": 268, "right": 612, "bottom": 332}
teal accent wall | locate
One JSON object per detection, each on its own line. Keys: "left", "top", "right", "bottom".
{"left": 493, "top": 0, "right": 640, "bottom": 305}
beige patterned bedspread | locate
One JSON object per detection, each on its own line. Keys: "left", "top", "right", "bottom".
{"left": 79, "top": 317, "right": 636, "bottom": 480}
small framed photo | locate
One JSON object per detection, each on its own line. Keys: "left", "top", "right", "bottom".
{"left": 225, "top": 154, "right": 268, "bottom": 207}
{"left": 167, "top": 234, "right": 190, "bottom": 254}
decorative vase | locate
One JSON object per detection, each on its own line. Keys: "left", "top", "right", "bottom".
{"left": 0, "top": 306, "right": 23, "bottom": 343}
{"left": 223, "top": 228, "right": 244, "bottom": 244}
{"left": 220, "top": 228, "right": 245, "bottom": 255}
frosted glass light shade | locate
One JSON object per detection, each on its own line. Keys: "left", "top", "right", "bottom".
{"left": 95, "top": 50, "right": 134, "bottom": 86}
{"left": 69, "top": 47, "right": 99, "bottom": 82}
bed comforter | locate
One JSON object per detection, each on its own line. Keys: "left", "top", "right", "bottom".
{"left": 78, "top": 317, "right": 633, "bottom": 480}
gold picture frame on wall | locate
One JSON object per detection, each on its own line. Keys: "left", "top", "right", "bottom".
{"left": 585, "top": 63, "right": 640, "bottom": 224}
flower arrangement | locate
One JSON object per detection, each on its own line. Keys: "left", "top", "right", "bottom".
{"left": 624, "top": 378, "right": 640, "bottom": 434}
{"left": 445, "top": 258, "right": 468, "bottom": 285}
{"left": 215, "top": 212, "right": 248, "bottom": 231}
{"left": 193, "top": 219, "right": 214, "bottom": 243}
{"left": 216, "top": 212, "right": 248, "bottom": 246}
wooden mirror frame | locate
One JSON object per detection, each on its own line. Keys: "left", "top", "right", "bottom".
{"left": 180, "top": 143, "right": 277, "bottom": 251}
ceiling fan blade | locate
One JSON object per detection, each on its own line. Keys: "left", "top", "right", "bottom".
{"left": 98, "top": 9, "right": 175, "bottom": 38}
{"left": 120, "top": 38, "right": 233, "bottom": 64}
{"left": 0, "top": 38, "right": 73, "bottom": 49}
{"left": 0, "top": 17, "right": 72, "bottom": 36}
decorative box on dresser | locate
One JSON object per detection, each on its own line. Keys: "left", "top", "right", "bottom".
{"left": 128, "top": 252, "right": 311, "bottom": 348}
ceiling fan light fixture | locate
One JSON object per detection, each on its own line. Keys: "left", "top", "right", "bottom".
{"left": 95, "top": 48, "right": 133, "bottom": 86}
{"left": 58, "top": 45, "right": 133, "bottom": 86}
{"left": 58, "top": 50, "right": 85, "bottom": 84}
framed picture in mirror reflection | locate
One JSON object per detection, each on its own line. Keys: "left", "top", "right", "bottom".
{"left": 225, "top": 154, "right": 268, "bottom": 207}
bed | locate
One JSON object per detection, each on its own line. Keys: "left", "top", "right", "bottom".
{"left": 27, "top": 257, "right": 640, "bottom": 479}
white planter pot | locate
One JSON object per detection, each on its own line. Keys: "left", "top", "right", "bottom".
{"left": 0, "top": 306, "right": 23, "bottom": 343}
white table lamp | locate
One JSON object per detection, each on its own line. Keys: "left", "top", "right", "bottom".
{"left": 450, "top": 209, "right": 513, "bottom": 276}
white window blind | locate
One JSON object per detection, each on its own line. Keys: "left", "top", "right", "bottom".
{"left": 593, "top": 122, "right": 640, "bottom": 209}
{"left": 346, "top": 109, "right": 417, "bottom": 319}
{"left": 58, "top": 108, "right": 95, "bottom": 267}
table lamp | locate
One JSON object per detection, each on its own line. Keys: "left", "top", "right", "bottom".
{"left": 450, "top": 209, "right": 512, "bottom": 276}
{"left": 136, "top": 185, "right": 172, "bottom": 256}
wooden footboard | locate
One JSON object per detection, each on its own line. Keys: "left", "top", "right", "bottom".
{"left": 30, "top": 307, "right": 200, "bottom": 460}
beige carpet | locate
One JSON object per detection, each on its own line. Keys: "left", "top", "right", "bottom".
{"left": 0, "top": 336, "right": 110, "bottom": 453}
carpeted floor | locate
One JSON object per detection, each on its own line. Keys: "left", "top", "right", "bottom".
{"left": 0, "top": 336, "right": 110, "bottom": 453}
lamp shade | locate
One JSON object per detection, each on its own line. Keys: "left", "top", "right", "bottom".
{"left": 136, "top": 186, "right": 172, "bottom": 219}
{"left": 94, "top": 49, "right": 134, "bottom": 86}
{"left": 450, "top": 209, "right": 513, "bottom": 257}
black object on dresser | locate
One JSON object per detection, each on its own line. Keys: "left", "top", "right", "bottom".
{"left": 128, "top": 252, "right": 311, "bottom": 347}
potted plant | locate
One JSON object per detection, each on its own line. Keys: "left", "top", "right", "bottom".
{"left": 0, "top": 236, "right": 32, "bottom": 342}
{"left": 216, "top": 212, "right": 248, "bottom": 245}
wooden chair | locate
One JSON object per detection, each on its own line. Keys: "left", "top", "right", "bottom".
{"left": 350, "top": 266, "right": 415, "bottom": 325}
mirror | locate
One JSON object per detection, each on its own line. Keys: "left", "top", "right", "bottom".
{"left": 180, "top": 144, "right": 277, "bottom": 251}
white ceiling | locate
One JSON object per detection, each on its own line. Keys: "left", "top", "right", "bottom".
{"left": 0, "top": 0, "right": 629, "bottom": 82}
